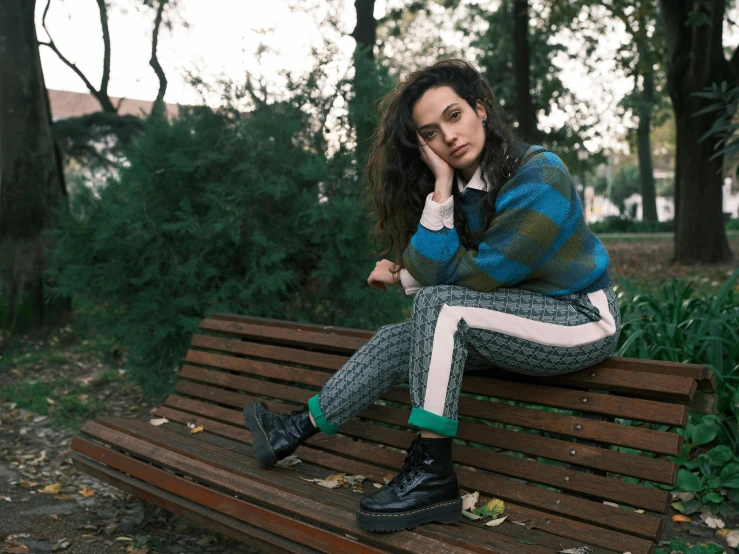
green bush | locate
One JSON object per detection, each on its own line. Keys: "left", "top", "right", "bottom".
{"left": 616, "top": 269, "right": 739, "bottom": 448}
{"left": 47, "top": 57, "right": 410, "bottom": 396}
{"left": 728, "top": 218, "right": 739, "bottom": 231}
{"left": 588, "top": 216, "right": 674, "bottom": 234}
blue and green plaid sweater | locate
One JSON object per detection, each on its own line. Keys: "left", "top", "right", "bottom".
{"left": 402, "top": 147, "right": 611, "bottom": 296}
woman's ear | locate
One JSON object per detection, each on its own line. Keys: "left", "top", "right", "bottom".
{"left": 476, "top": 100, "right": 486, "bottom": 120}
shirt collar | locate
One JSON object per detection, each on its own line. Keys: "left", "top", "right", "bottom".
{"left": 456, "top": 165, "right": 489, "bottom": 193}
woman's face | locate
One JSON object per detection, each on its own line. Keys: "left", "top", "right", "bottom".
{"left": 412, "top": 86, "right": 486, "bottom": 171}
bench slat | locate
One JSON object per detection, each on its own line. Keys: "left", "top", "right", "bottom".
{"left": 199, "top": 319, "right": 366, "bottom": 354}
{"left": 168, "top": 385, "right": 677, "bottom": 485}
{"left": 185, "top": 347, "right": 690, "bottom": 427}
{"left": 178, "top": 367, "right": 683, "bottom": 456}
{"left": 595, "top": 357, "right": 716, "bottom": 392}
{"left": 79, "top": 419, "right": 655, "bottom": 554}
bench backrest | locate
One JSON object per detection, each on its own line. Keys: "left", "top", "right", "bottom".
{"left": 162, "top": 313, "right": 717, "bottom": 554}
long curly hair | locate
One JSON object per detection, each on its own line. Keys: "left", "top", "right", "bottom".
{"left": 366, "top": 59, "right": 516, "bottom": 277}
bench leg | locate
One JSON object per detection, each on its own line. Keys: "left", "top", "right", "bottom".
{"left": 120, "top": 498, "right": 161, "bottom": 534}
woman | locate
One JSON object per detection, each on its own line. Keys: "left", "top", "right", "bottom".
{"left": 243, "top": 59, "right": 620, "bottom": 532}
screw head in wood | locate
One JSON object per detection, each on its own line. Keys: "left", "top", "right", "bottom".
{"left": 580, "top": 397, "right": 588, "bottom": 403}
{"left": 569, "top": 449, "right": 576, "bottom": 455}
{"left": 590, "top": 371, "right": 596, "bottom": 377}
{"left": 563, "top": 476, "right": 570, "bottom": 481}
{"left": 575, "top": 424, "right": 582, "bottom": 430}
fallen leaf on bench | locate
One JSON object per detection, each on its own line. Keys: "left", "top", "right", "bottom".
{"left": 302, "top": 476, "right": 342, "bottom": 489}
{"left": 275, "top": 456, "right": 302, "bottom": 469}
{"left": 149, "top": 417, "right": 169, "bottom": 426}
{"left": 372, "top": 483, "right": 383, "bottom": 488}
{"left": 40, "top": 483, "right": 62, "bottom": 494}
{"left": 382, "top": 473, "right": 394, "bottom": 484}
{"left": 343, "top": 475, "right": 365, "bottom": 491}
{"left": 189, "top": 425, "right": 204, "bottom": 434}
{"left": 461, "top": 511, "right": 482, "bottom": 520}
{"left": 557, "top": 548, "right": 593, "bottom": 554}
{"left": 484, "top": 515, "right": 508, "bottom": 527}
{"left": 461, "top": 491, "right": 479, "bottom": 511}
{"left": 472, "top": 498, "right": 505, "bottom": 519}
{"left": 79, "top": 486, "right": 95, "bottom": 498}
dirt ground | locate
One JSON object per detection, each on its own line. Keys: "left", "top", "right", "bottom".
{"left": 1, "top": 237, "right": 739, "bottom": 554}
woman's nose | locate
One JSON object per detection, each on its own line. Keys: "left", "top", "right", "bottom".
{"left": 441, "top": 126, "right": 457, "bottom": 143}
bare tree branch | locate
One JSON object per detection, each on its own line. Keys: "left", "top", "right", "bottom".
{"left": 150, "top": 0, "right": 168, "bottom": 104}
{"left": 95, "top": 0, "right": 111, "bottom": 98}
{"left": 39, "top": 0, "right": 116, "bottom": 112}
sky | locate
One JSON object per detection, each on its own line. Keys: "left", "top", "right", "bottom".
{"left": 34, "top": 0, "right": 739, "bottom": 153}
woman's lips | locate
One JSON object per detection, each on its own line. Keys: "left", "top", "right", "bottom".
{"left": 451, "top": 144, "right": 468, "bottom": 156}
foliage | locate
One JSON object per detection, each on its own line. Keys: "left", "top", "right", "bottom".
{"left": 589, "top": 217, "right": 674, "bottom": 234}
{"left": 670, "top": 417, "right": 739, "bottom": 515}
{"left": 656, "top": 538, "right": 726, "bottom": 554}
{"left": 692, "top": 81, "right": 739, "bottom": 161}
{"left": 615, "top": 270, "right": 739, "bottom": 451}
{"left": 728, "top": 218, "right": 739, "bottom": 231}
{"left": 47, "top": 56, "right": 411, "bottom": 396}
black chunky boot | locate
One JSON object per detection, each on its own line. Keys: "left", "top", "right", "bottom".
{"left": 243, "top": 402, "right": 319, "bottom": 469}
{"left": 356, "top": 435, "right": 462, "bottom": 531}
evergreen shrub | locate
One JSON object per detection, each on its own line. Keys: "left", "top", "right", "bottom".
{"left": 48, "top": 62, "right": 410, "bottom": 396}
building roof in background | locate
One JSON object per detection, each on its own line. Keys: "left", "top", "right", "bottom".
{"left": 49, "top": 89, "right": 180, "bottom": 120}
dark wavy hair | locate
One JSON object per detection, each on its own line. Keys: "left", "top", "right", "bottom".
{"left": 366, "top": 58, "right": 515, "bottom": 277}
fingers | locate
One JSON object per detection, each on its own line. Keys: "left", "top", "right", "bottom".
{"left": 416, "top": 132, "right": 427, "bottom": 148}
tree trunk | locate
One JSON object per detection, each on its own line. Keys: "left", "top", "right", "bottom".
{"left": 0, "top": 0, "right": 65, "bottom": 330}
{"left": 513, "top": 0, "right": 537, "bottom": 140}
{"left": 636, "top": 41, "right": 658, "bottom": 222}
{"left": 351, "top": 0, "right": 377, "bottom": 154}
{"left": 659, "top": 0, "right": 733, "bottom": 263}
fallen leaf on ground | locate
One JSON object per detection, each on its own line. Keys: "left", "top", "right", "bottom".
{"left": 149, "top": 417, "right": 169, "bottom": 426}
{"left": 79, "top": 486, "right": 95, "bottom": 498}
{"left": 54, "top": 495, "right": 73, "bottom": 501}
{"left": 40, "top": 483, "right": 62, "bottom": 494}
{"left": 372, "top": 483, "right": 383, "bottom": 488}
{"left": 473, "top": 498, "right": 505, "bottom": 519}
{"left": 461, "top": 491, "right": 479, "bottom": 512}
{"left": 132, "top": 549, "right": 149, "bottom": 554}
{"left": 726, "top": 529, "right": 739, "bottom": 548}
{"left": 275, "top": 456, "right": 302, "bottom": 469}
{"left": 51, "top": 539, "right": 72, "bottom": 551}
{"left": 672, "top": 514, "right": 691, "bottom": 522}
{"left": 189, "top": 425, "right": 204, "bottom": 434}
{"left": 3, "top": 545, "right": 31, "bottom": 554}
{"left": 484, "top": 515, "right": 508, "bottom": 527}
{"left": 461, "top": 511, "right": 482, "bottom": 520}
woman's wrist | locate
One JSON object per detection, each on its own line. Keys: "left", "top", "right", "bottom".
{"left": 432, "top": 176, "right": 453, "bottom": 204}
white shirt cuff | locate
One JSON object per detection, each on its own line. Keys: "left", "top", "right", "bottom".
{"left": 419, "top": 192, "right": 454, "bottom": 230}
{"left": 399, "top": 269, "right": 422, "bottom": 296}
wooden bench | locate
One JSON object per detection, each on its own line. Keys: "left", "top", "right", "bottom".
{"left": 71, "top": 313, "right": 718, "bottom": 554}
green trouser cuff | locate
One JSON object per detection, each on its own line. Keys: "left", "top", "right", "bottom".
{"left": 308, "top": 395, "right": 337, "bottom": 435}
{"left": 408, "top": 407, "right": 458, "bottom": 437}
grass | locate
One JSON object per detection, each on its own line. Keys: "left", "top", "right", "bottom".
{"left": 0, "top": 371, "right": 117, "bottom": 430}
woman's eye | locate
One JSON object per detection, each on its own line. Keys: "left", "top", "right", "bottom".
{"left": 424, "top": 130, "right": 435, "bottom": 140}
{"left": 450, "top": 111, "right": 461, "bottom": 120}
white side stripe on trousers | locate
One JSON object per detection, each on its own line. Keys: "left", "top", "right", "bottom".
{"left": 423, "top": 290, "right": 617, "bottom": 417}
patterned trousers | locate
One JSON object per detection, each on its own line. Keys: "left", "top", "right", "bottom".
{"left": 307, "top": 284, "right": 621, "bottom": 437}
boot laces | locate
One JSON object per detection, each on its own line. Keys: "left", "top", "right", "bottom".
{"left": 393, "top": 438, "right": 427, "bottom": 489}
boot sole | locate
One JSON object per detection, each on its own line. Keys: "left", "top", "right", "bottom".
{"left": 243, "top": 402, "right": 277, "bottom": 469}
{"left": 356, "top": 498, "right": 462, "bottom": 532}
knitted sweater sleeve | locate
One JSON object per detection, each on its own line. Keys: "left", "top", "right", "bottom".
{"left": 402, "top": 152, "right": 578, "bottom": 292}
